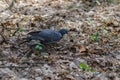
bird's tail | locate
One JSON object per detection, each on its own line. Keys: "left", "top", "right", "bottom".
{"left": 19, "top": 37, "right": 32, "bottom": 45}
{"left": 23, "top": 37, "right": 32, "bottom": 41}
{"left": 19, "top": 31, "right": 41, "bottom": 45}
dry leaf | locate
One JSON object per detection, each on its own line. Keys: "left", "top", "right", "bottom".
{"left": 79, "top": 45, "right": 86, "bottom": 53}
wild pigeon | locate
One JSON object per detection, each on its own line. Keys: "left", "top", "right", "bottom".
{"left": 26, "top": 29, "right": 68, "bottom": 44}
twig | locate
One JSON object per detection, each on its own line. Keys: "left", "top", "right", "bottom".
{"left": 0, "top": 23, "right": 8, "bottom": 44}
{"left": 0, "top": 65, "right": 29, "bottom": 68}
{"left": 12, "top": 23, "right": 19, "bottom": 36}
{"left": 0, "top": 23, "right": 5, "bottom": 33}
{"left": 0, "top": 0, "right": 16, "bottom": 13}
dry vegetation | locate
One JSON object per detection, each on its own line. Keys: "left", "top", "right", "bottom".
{"left": 0, "top": 0, "right": 120, "bottom": 80}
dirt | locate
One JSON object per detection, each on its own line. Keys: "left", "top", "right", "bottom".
{"left": 0, "top": 0, "right": 120, "bottom": 80}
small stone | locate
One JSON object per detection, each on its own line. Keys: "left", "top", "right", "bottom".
{"left": 34, "top": 68, "right": 42, "bottom": 74}
{"left": 69, "top": 62, "right": 77, "bottom": 70}
{"left": 116, "top": 55, "right": 120, "bottom": 60}
{"left": 66, "top": 75, "right": 76, "bottom": 80}
{"left": 93, "top": 71, "right": 100, "bottom": 75}
{"left": 18, "top": 78, "right": 28, "bottom": 80}
{"left": 22, "top": 72, "right": 28, "bottom": 76}
{"left": 35, "top": 77, "right": 42, "bottom": 80}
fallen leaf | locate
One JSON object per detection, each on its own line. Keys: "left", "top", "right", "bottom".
{"left": 79, "top": 45, "right": 86, "bottom": 53}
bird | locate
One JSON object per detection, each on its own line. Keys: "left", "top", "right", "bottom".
{"left": 25, "top": 28, "right": 68, "bottom": 44}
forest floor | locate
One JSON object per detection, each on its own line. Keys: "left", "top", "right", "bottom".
{"left": 0, "top": 0, "right": 120, "bottom": 80}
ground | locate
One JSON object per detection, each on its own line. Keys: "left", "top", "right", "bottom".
{"left": 0, "top": 0, "right": 120, "bottom": 80}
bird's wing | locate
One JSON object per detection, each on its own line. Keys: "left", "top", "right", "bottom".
{"left": 27, "top": 29, "right": 62, "bottom": 43}
{"left": 27, "top": 30, "right": 46, "bottom": 41}
{"left": 28, "top": 30, "right": 41, "bottom": 36}
{"left": 38, "top": 30, "right": 53, "bottom": 42}
{"left": 39, "top": 30, "right": 62, "bottom": 42}
{"left": 50, "top": 31, "right": 62, "bottom": 41}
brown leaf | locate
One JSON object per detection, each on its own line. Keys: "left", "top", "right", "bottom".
{"left": 79, "top": 45, "right": 86, "bottom": 53}
{"left": 34, "top": 15, "right": 42, "bottom": 21}
{"left": 5, "top": 21, "right": 14, "bottom": 26}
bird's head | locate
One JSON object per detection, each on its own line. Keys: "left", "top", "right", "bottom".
{"left": 59, "top": 29, "right": 68, "bottom": 36}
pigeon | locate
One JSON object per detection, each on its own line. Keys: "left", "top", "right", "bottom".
{"left": 26, "top": 29, "right": 68, "bottom": 44}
